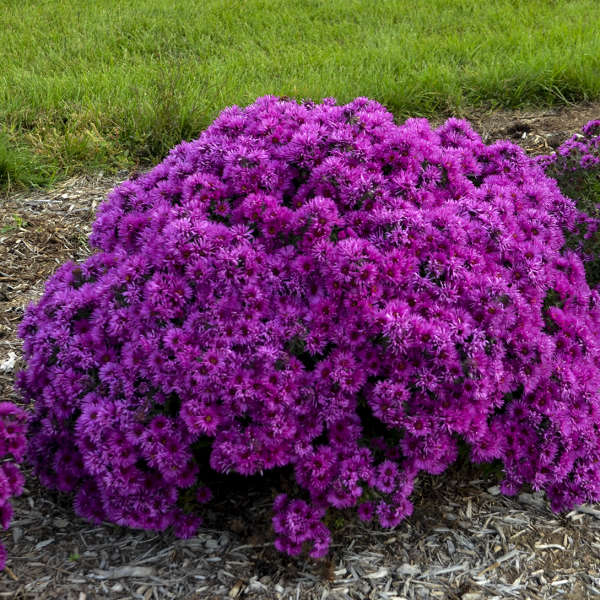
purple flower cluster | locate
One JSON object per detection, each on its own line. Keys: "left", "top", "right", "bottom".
{"left": 0, "top": 403, "right": 27, "bottom": 570}
{"left": 538, "top": 120, "right": 600, "bottom": 173}
{"left": 17, "top": 96, "right": 600, "bottom": 558}
{"left": 538, "top": 120, "right": 600, "bottom": 287}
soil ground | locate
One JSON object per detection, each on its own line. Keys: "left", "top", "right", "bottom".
{"left": 1, "top": 102, "right": 600, "bottom": 600}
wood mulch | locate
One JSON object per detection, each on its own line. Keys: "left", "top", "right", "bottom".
{"left": 1, "top": 102, "right": 600, "bottom": 600}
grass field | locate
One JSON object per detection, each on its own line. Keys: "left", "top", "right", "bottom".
{"left": 2, "top": 0, "right": 600, "bottom": 189}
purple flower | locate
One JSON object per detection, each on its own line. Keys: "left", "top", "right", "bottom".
{"left": 172, "top": 510, "right": 202, "bottom": 539}
{"left": 0, "top": 402, "right": 27, "bottom": 570}
{"left": 357, "top": 501, "right": 375, "bottom": 522}
{"left": 375, "top": 460, "right": 400, "bottom": 494}
{"left": 196, "top": 486, "right": 213, "bottom": 504}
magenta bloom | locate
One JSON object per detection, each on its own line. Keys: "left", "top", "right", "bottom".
{"left": 357, "top": 501, "right": 375, "bottom": 522}
{"left": 17, "top": 96, "right": 600, "bottom": 557}
{"left": 537, "top": 119, "right": 600, "bottom": 289}
{"left": 0, "top": 402, "right": 27, "bottom": 570}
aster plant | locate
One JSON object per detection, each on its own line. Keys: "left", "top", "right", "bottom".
{"left": 17, "top": 96, "right": 600, "bottom": 558}
{"left": 538, "top": 120, "right": 600, "bottom": 288}
{"left": 0, "top": 403, "right": 27, "bottom": 570}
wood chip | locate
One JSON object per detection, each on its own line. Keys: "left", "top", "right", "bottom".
{"left": 91, "top": 566, "right": 155, "bottom": 579}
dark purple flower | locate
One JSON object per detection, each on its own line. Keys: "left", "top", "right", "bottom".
{"left": 0, "top": 402, "right": 27, "bottom": 570}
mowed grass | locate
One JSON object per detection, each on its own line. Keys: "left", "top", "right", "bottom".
{"left": 1, "top": 0, "right": 600, "bottom": 189}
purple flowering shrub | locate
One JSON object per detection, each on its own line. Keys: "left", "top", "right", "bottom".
{"left": 17, "top": 96, "right": 600, "bottom": 558}
{"left": 0, "top": 403, "right": 27, "bottom": 570}
{"left": 538, "top": 120, "right": 600, "bottom": 287}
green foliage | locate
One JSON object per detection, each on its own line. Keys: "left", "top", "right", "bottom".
{"left": 0, "top": 214, "right": 26, "bottom": 234}
{"left": 0, "top": 132, "right": 53, "bottom": 191}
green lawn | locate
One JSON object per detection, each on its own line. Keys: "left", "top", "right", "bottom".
{"left": 2, "top": 0, "right": 600, "bottom": 189}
